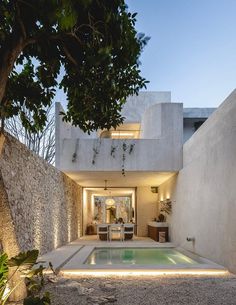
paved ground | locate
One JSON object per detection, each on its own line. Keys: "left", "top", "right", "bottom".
{"left": 43, "top": 274, "right": 236, "bottom": 305}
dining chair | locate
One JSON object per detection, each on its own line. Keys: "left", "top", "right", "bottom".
{"left": 109, "top": 224, "right": 123, "bottom": 241}
{"left": 122, "top": 224, "right": 134, "bottom": 241}
{"left": 97, "top": 224, "right": 109, "bottom": 241}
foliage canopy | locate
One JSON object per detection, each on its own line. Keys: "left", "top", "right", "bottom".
{"left": 0, "top": 0, "right": 149, "bottom": 133}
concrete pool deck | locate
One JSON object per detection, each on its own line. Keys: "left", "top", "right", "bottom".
{"left": 39, "top": 236, "right": 173, "bottom": 270}
{"left": 39, "top": 237, "right": 228, "bottom": 276}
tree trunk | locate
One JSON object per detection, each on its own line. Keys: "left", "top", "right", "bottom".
{"left": 0, "top": 34, "right": 25, "bottom": 122}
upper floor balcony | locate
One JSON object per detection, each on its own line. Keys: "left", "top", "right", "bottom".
{"left": 55, "top": 101, "right": 183, "bottom": 173}
{"left": 56, "top": 137, "right": 182, "bottom": 173}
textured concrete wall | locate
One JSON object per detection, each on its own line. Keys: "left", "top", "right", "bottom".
{"left": 121, "top": 91, "right": 171, "bottom": 122}
{"left": 137, "top": 187, "right": 158, "bottom": 236}
{"left": 158, "top": 174, "right": 177, "bottom": 242}
{"left": 55, "top": 92, "right": 173, "bottom": 170}
{"left": 58, "top": 137, "right": 183, "bottom": 172}
{"left": 0, "top": 135, "right": 82, "bottom": 256}
{"left": 56, "top": 103, "right": 183, "bottom": 173}
{"left": 139, "top": 101, "right": 183, "bottom": 165}
{"left": 141, "top": 103, "right": 184, "bottom": 140}
{"left": 158, "top": 90, "right": 236, "bottom": 273}
{"left": 55, "top": 91, "right": 171, "bottom": 144}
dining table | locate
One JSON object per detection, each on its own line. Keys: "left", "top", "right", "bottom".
{"left": 97, "top": 223, "right": 135, "bottom": 241}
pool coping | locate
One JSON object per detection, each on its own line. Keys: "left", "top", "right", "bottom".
{"left": 59, "top": 245, "right": 227, "bottom": 275}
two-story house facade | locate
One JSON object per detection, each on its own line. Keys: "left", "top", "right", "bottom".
{"left": 55, "top": 92, "right": 215, "bottom": 237}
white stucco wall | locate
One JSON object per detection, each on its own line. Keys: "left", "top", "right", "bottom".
{"left": 121, "top": 91, "right": 171, "bottom": 122}
{"left": 56, "top": 103, "right": 183, "bottom": 172}
{"left": 140, "top": 102, "right": 184, "bottom": 141}
{"left": 55, "top": 91, "right": 171, "bottom": 141}
{"left": 58, "top": 138, "right": 182, "bottom": 172}
{"left": 137, "top": 186, "right": 158, "bottom": 236}
{"left": 158, "top": 89, "right": 236, "bottom": 273}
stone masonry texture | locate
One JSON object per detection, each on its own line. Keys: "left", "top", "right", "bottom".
{"left": 0, "top": 134, "right": 82, "bottom": 256}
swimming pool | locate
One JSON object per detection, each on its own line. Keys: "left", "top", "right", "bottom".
{"left": 85, "top": 248, "right": 199, "bottom": 265}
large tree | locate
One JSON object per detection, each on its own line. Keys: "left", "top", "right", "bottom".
{"left": 0, "top": 0, "right": 148, "bottom": 134}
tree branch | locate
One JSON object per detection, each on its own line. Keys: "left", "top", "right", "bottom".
{"left": 5, "top": 105, "right": 55, "bottom": 164}
{"left": 15, "top": 1, "right": 27, "bottom": 39}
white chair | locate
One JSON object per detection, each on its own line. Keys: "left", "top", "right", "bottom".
{"left": 97, "top": 224, "right": 109, "bottom": 241}
{"left": 122, "top": 224, "right": 134, "bottom": 241}
{"left": 109, "top": 224, "right": 123, "bottom": 241}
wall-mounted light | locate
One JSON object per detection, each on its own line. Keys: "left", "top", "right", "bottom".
{"left": 159, "top": 198, "right": 171, "bottom": 203}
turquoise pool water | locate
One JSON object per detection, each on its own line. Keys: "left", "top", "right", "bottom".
{"left": 85, "top": 248, "right": 199, "bottom": 265}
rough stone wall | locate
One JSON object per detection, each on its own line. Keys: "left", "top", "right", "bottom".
{"left": 0, "top": 134, "right": 82, "bottom": 256}
{"left": 0, "top": 173, "right": 19, "bottom": 256}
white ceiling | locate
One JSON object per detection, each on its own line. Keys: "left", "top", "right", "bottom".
{"left": 84, "top": 187, "right": 135, "bottom": 197}
{"left": 65, "top": 171, "right": 176, "bottom": 187}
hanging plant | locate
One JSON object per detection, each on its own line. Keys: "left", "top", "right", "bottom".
{"left": 158, "top": 199, "right": 172, "bottom": 222}
{"left": 72, "top": 139, "right": 79, "bottom": 162}
{"left": 92, "top": 148, "right": 99, "bottom": 165}
{"left": 121, "top": 142, "right": 127, "bottom": 176}
{"left": 121, "top": 142, "right": 136, "bottom": 176}
{"left": 110, "top": 144, "right": 117, "bottom": 158}
{"left": 129, "top": 143, "right": 135, "bottom": 154}
{"left": 92, "top": 139, "right": 101, "bottom": 165}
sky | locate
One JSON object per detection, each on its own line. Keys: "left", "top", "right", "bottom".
{"left": 125, "top": 0, "right": 236, "bottom": 107}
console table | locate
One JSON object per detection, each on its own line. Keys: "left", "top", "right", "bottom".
{"left": 148, "top": 222, "right": 169, "bottom": 242}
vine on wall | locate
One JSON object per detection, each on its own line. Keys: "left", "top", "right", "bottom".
{"left": 72, "top": 139, "right": 79, "bottom": 162}
{"left": 122, "top": 142, "right": 135, "bottom": 176}
{"left": 91, "top": 139, "right": 135, "bottom": 176}
{"left": 92, "top": 139, "right": 102, "bottom": 165}
{"left": 121, "top": 142, "right": 127, "bottom": 176}
{"left": 110, "top": 141, "right": 117, "bottom": 158}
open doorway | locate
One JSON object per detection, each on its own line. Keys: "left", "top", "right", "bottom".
{"left": 82, "top": 188, "right": 136, "bottom": 236}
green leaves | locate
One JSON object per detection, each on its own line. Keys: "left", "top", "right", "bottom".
{"left": 8, "top": 250, "right": 39, "bottom": 269}
{"left": 0, "top": 253, "right": 8, "bottom": 284}
{"left": 5, "top": 60, "right": 55, "bottom": 133}
{"left": 59, "top": 1, "right": 149, "bottom": 132}
{"left": 54, "top": 1, "right": 78, "bottom": 30}
{"left": 1, "top": 0, "right": 149, "bottom": 133}
{"left": 0, "top": 250, "right": 52, "bottom": 305}
{"left": 0, "top": 253, "right": 8, "bottom": 301}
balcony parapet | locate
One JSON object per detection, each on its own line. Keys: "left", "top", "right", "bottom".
{"left": 57, "top": 138, "right": 182, "bottom": 172}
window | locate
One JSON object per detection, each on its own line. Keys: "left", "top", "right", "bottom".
{"left": 99, "top": 123, "right": 141, "bottom": 139}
